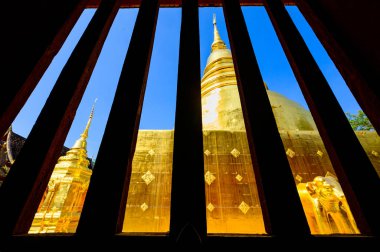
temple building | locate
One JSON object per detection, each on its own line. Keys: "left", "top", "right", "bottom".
{"left": 1, "top": 16, "right": 379, "bottom": 236}
{"left": 0, "top": 129, "right": 70, "bottom": 187}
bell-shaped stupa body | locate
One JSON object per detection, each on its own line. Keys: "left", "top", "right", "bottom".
{"left": 201, "top": 15, "right": 317, "bottom": 132}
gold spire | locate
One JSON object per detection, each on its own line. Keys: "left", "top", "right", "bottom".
{"left": 211, "top": 14, "right": 227, "bottom": 51}
{"left": 72, "top": 99, "right": 97, "bottom": 149}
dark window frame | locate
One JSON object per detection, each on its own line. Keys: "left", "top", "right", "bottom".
{"left": 0, "top": 0, "right": 378, "bottom": 248}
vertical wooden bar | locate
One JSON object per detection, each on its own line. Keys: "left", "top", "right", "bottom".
{"left": 222, "top": 0, "right": 310, "bottom": 236}
{"left": 0, "top": 0, "right": 121, "bottom": 236}
{"left": 76, "top": 0, "right": 159, "bottom": 235}
{"left": 263, "top": 0, "right": 379, "bottom": 235}
{"left": 0, "top": 0, "right": 87, "bottom": 137}
{"left": 169, "top": 0, "right": 207, "bottom": 243}
{"left": 295, "top": 0, "right": 380, "bottom": 133}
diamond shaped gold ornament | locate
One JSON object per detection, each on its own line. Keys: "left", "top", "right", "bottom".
{"left": 204, "top": 149, "right": 211, "bottom": 156}
{"left": 207, "top": 203, "right": 215, "bottom": 212}
{"left": 204, "top": 171, "right": 216, "bottom": 185}
{"left": 286, "top": 148, "right": 295, "bottom": 158}
{"left": 148, "top": 149, "right": 155, "bottom": 156}
{"left": 235, "top": 174, "right": 243, "bottom": 182}
{"left": 140, "top": 202, "right": 148, "bottom": 212}
{"left": 238, "top": 201, "right": 250, "bottom": 214}
{"left": 372, "top": 150, "right": 379, "bottom": 157}
{"left": 142, "top": 171, "right": 155, "bottom": 185}
{"left": 316, "top": 150, "right": 323, "bottom": 157}
{"left": 296, "top": 174, "right": 303, "bottom": 182}
{"left": 230, "top": 148, "right": 240, "bottom": 158}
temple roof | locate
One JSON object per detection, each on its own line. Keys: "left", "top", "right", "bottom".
{"left": 0, "top": 127, "right": 93, "bottom": 185}
{"left": 1, "top": 130, "right": 70, "bottom": 166}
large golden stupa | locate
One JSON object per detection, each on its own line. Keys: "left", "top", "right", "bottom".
{"left": 0, "top": 15, "right": 377, "bottom": 235}
{"left": 122, "top": 16, "right": 379, "bottom": 235}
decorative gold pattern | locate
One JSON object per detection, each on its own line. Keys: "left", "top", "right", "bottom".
{"left": 230, "top": 148, "right": 240, "bottom": 158}
{"left": 235, "top": 174, "right": 243, "bottom": 182}
{"left": 140, "top": 202, "right": 148, "bottom": 212}
{"left": 204, "top": 149, "right": 211, "bottom": 156}
{"left": 372, "top": 150, "right": 379, "bottom": 157}
{"left": 286, "top": 148, "right": 296, "bottom": 158}
{"left": 141, "top": 171, "right": 155, "bottom": 185}
{"left": 123, "top": 130, "right": 174, "bottom": 233}
{"left": 316, "top": 150, "right": 323, "bottom": 157}
{"left": 238, "top": 201, "right": 250, "bottom": 214}
{"left": 204, "top": 171, "right": 216, "bottom": 185}
{"left": 296, "top": 174, "right": 303, "bottom": 182}
{"left": 148, "top": 149, "right": 155, "bottom": 156}
{"left": 207, "top": 203, "right": 215, "bottom": 212}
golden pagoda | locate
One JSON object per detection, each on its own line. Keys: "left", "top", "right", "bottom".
{"left": 122, "top": 15, "right": 378, "bottom": 235}
{"left": 28, "top": 104, "right": 95, "bottom": 233}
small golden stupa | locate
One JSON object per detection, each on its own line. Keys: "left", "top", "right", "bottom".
{"left": 28, "top": 103, "right": 95, "bottom": 233}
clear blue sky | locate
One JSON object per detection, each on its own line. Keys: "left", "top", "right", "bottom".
{"left": 12, "top": 6, "right": 361, "bottom": 159}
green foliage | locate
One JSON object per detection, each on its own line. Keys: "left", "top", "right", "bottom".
{"left": 346, "top": 110, "right": 374, "bottom": 131}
